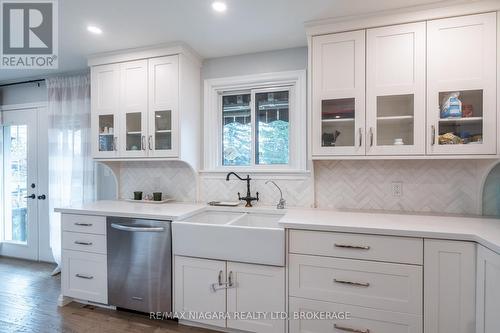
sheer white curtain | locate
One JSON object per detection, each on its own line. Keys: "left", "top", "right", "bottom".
{"left": 47, "top": 74, "right": 95, "bottom": 272}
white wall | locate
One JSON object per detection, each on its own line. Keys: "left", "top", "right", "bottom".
{"left": 202, "top": 47, "right": 307, "bottom": 79}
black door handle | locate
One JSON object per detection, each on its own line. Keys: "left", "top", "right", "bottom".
{"left": 37, "top": 194, "right": 46, "bottom": 200}
{"left": 24, "top": 194, "right": 36, "bottom": 199}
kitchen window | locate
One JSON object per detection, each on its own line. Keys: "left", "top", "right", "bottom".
{"left": 204, "top": 70, "right": 306, "bottom": 173}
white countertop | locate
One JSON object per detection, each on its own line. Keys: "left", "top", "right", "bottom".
{"left": 54, "top": 200, "right": 206, "bottom": 220}
{"left": 55, "top": 200, "right": 500, "bottom": 254}
{"left": 280, "top": 208, "right": 500, "bottom": 254}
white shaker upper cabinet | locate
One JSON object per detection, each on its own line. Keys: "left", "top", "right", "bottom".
{"left": 366, "top": 22, "right": 426, "bottom": 155}
{"left": 312, "top": 30, "right": 366, "bottom": 156}
{"left": 91, "top": 63, "right": 120, "bottom": 158}
{"left": 427, "top": 12, "right": 497, "bottom": 155}
{"left": 119, "top": 60, "right": 148, "bottom": 158}
{"left": 148, "top": 55, "right": 179, "bottom": 158}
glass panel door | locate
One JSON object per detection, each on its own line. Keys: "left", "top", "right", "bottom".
{"left": 321, "top": 98, "right": 355, "bottom": 147}
{"left": 1, "top": 108, "right": 38, "bottom": 260}
{"left": 376, "top": 94, "right": 414, "bottom": 146}
{"left": 125, "top": 112, "right": 142, "bottom": 151}
{"left": 154, "top": 110, "right": 172, "bottom": 150}
{"left": 437, "top": 90, "right": 483, "bottom": 145}
{"left": 98, "top": 114, "right": 115, "bottom": 152}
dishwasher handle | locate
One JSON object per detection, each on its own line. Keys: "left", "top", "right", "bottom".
{"left": 111, "top": 223, "right": 165, "bottom": 232}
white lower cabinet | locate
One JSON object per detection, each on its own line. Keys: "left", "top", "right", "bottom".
{"left": 227, "top": 262, "right": 285, "bottom": 333}
{"left": 424, "top": 239, "right": 476, "bottom": 333}
{"left": 174, "top": 256, "right": 285, "bottom": 333}
{"left": 476, "top": 245, "right": 500, "bottom": 333}
{"left": 174, "top": 256, "right": 226, "bottom": 327}
{"left": 289, "top": 297, "right": 422, "bottom": 333}
{"left": 61, "top": 249, "right": 107, "bottom": 304}
{"left": 61, "top": 213, "right": 108, "bottom": 305}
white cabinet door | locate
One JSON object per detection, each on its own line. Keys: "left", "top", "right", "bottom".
{"left": 312, "top": 30, "right": 365, "bottom": 156}
{"left": 119, "top": 60, "right": 148, "bottom": 157}
{"left": 61, "top": 249, "right": 108, "bottom": 304}
{"left": 91, "top": 64, "right": 120, "bottom": 158}
{"left": 366, "top": 22, "right": 426, "bottom": 155}
{"left": 173, "top": 256, "right": 226, "bottom": 328}
{"left": 476, "top": 245, "right": 500, "bottom": 333}
{"left": 148, "top": 55, "right": 179, "bottom": 157}
{"left": 427, "top": 12, "right": 497, "bottom": 155}
{"left": 424, "top": 239, "right": 476, "bottom": 333}
{"left": 227, "top": 262, "right": 285, "bottom": 333}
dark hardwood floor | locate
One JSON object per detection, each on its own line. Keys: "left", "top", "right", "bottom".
{"left": 0, "top": 257, "right": 218, "bottom": 333}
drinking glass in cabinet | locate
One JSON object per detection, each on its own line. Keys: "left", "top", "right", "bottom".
{"left": 376, "top": 94, "right": 414, "bottom": 146}
{"left": 321, "top": 98, "right": 355, "bottom": 147}
{"left": 155, "top": 110, "right": 172, "bottom": 150}
{"left": 126, "top": 112, "right": 142, "bottom": 151}
{"left": 437, "top": 90, "right": 483, "bottom": 145}
{"left": 98, "top": 114, "right": 114, "bottom": 151}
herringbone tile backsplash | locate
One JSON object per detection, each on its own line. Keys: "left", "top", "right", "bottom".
{"left": 116, "top": 159, "right": 498, "bottom": 215}
{"left": 315, "top": 160, "right": 496, "bottom": 215}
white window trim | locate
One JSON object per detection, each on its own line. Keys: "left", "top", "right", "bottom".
{"left": 203, "top": 70, "right": 307, "bottom": 174}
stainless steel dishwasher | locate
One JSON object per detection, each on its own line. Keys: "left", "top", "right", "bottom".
{"left": 107, "top": 217, "right": 172, "bottom": 313}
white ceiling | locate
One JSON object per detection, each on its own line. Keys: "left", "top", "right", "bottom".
{"left": 0, "top": 0, "right": 448, "bottom": 83}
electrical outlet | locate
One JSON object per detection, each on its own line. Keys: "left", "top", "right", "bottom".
{"left": 392, "top": 182, "right": 403, "bottom": 197}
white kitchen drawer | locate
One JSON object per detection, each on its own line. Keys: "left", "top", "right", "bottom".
{"left": 289, "top": 254, "right": 422, "bottom": 315}
{"left": 289, "top": 230, "right": 423, "bottom": 264}
{"left": 62, "top": 214, "right": 106, "bottom": 235}
{"left": 62, "top": 231, "right": 106, "bottom": 254}
{"left": 289, "top": 297, "right": 422, "bottom": 333}
{"left": 62, "top": 249, "right": 107, "bottom": 304}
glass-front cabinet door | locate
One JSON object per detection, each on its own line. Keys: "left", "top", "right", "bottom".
{"left": 366, "top": 22, "right": 426, "bottom": 155}
{"left": 91, "top": 63, "right": 120, "bottom": 158}
{"left": 312, "top": 30, "right": 365, "bottom": 156}
{"left": 427, "top": 13, "right": 496, "bottom": 155}
{"left": 119, "top": 60, "right": 148, "bottom": 157}
{"left": 148, "top": 55, "right": 179, "bottom": 157}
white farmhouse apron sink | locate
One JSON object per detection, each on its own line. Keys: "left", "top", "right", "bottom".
{"left": 172, "top": 211, "right": 285, "bottom": 266}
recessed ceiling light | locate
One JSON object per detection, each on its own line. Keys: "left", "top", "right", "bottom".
{"left": 211, "top": 1, "right": 227, "bottom": 12}
{"left": 87, "top": 25, "right": 102, "bottom": 35}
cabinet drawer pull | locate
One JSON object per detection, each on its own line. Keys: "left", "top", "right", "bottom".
{"left": 228, "top": 271, "right": 234, "bottom": 287}
{"left": 369, "top": 127, "right": 374, "bottom": 147}
{"left": 334, "top": 323, "right": 370, "bottom": 333}
{"left": 74, "top": 241, "right": 93, "bottom": 246}
{"left": 74, "top": 223, "right": 93, "bottom": 227}
{"left": 113, "top": 136, "right": 118, "bottom": 151}
{"left": 75, "top": 274, "right": 94, "bottom": 280}
{"left": 334, "top": 243, "right": 370, "bottom": 250}
{"left": 141, "top": 135, "right": 146, "bottom": 150}
{"left": 148, "top": 135, "right": 153, "bottom": 150}
{"left": 358, "top": 127, "right": 362, "bottom": 147}
{"left": 334, "top": 279, "right": 370, "bottom": 287}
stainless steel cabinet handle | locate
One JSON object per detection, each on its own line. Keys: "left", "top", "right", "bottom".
{"left": 74, "top": 223, "right": 92, "bottom": 227}
{"left": 334, "top": 243, "right": 370, "bottom": 250}
{"left": 211, "top": 270, "right": 224, "bottom": 292}
{"left": 218, "top": 270, "right": 223, "bottom": 285}
{"left": 110, "top": 223, "right": 164, "bottom": 232}
{"left": 141, "top": 135, "right": 146, "bottom": 150}
{"left": 148, "top": 135, "right": 153, "bottom": 150}
{"left": 431, "top": 125, "right": 436, "bottom": 145}
{"left": 113, "top": 136, "right": 118, "bottom": 151}
{"left": 228, "top": 271, "right": 233, "bottom": 287}
{"left": 74, "top": 241, "right": 93, "bottom": 246}
{"left": 369, "top": 127, "right": 374, "bottom": 147}
{"left": 75, "top": 274, "right": 94, "bottom": 280}
{"left": 358, "top": 127, "right": 362, "bottom": 147}
{"left": 334, "top": 324, "right": 370, "bottom": 333}
{"left": 334, "top": 279, "right": 370, "bottom": 287}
